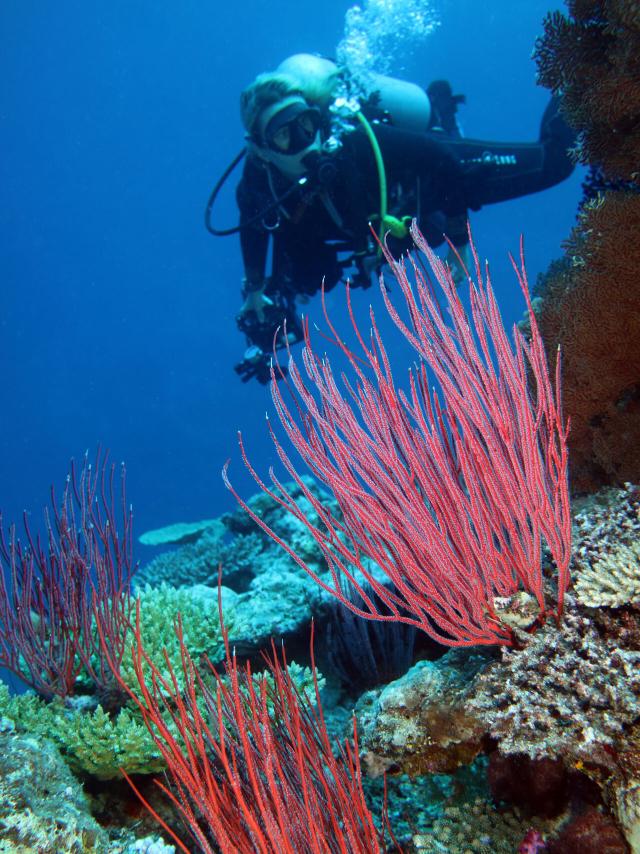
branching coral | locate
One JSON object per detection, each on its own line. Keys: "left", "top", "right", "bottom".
{"left": 0, "top": 684, "right": 165, "bottom": 780}
{"left": 534, "top": 0, "right": 640, "bottom": 184}
{"left": 116, "top": 582, "right": 233, "bottom": 690}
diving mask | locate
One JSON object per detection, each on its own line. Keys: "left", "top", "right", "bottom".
{"left": 252, "top": 96, "right": 323, "bottom": 178}
{"left": 264, "top": 103, "right": 321, "bottom": 154}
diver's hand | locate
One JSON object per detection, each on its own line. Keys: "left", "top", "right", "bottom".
{"left": 445, "top": 242, "right": 473, "bottom": 286}
{"left": 234, "top": 345, "right": 289, "bottom": 385}
{"left": 234, "top": 346, "right": 271, "bottom": 384}
{"left": 239, "top": 279, "right": 274, "bottom": 324}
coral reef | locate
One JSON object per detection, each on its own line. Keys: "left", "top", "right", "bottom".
{"left": 546, "top": 806, "right": 630, "bottom": 854}
{"left": 137, "top": 477, "right": 342, "bottom": 648}
{"left": 411, "top": 798, "right": 561, "bottom": 854}
{"left": 530, "top": 192, "right": 640, "bottom": 491}
{"left": 136, "top": 521, "right": 261, "bottom": 589}
{"left": 356, "top": 650, "right": 490, "bottom": 777}
{"left": 139, "top": 518, "right": 218, "bottom": 547}
{"left": 0, "top": 684, "right": 165, "bottom": 780}
{"left": 362, "top": 757, "right": 492, "bottom": 844}
{"left": 347, "top": 481, "right": 639, "bottom": 848}
{"left": 137, "top": 478, "right": 395, "bottom": 654}
{"left": 117, "top": 582, "right": 237, "bottom": 687}
{"left": 534, "top": 0, "right": 640, "bottom": 184}
{"left": 467, "top": 596, "right": 640, "bottom": 762}
{"left": 530, "top": 0, "right": 640, "bottom": 493}
{"left": 3, "top": 465, "right": 637, "bottom": 848}
{"left": 116, "top": 618, "right": 387, "bottom": 853}
{"left": 572, "top": 483, "right": 640, "bottom": 608}
{"left": 0, "top": 718, "right": 108, "bottom": 852}
{"left": 0, "top": 657, "right": 323, "bottom": 785}
{"left": 124, "top": 838, "right": 176, "bottom": 854}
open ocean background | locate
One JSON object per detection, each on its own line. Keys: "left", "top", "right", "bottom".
{"left": 1, "top": 0, "right": 583, "bottom": 547}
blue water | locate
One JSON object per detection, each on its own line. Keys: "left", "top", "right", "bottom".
{"left": 0, "top": 1, "right": 582, "bottom": 544}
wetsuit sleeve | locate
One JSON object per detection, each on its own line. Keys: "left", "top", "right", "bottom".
{"left": 236, "top": 160, "right": 271, "bottom": 288}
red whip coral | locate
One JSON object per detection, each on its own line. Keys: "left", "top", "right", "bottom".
{"left": 224, "top": 225, "right": 571, "bottom": 646}
{"left": 114, "top": 601, "right": 388, "bottom": 854}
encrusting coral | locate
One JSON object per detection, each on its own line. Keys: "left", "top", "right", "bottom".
{"left": 356, "top": 650, "right": 489, "bottom": 778}
{"left": 467, "top": 596, "right": 640, "bottom": 763}
{"left": 573, "top": 483, "right": 640, "bottom": 608}
{"left": 463, "top": 485, "right": 640, "bottom": 847}
{"left": 530, "top": 191, "right": 640, "bottom": 491}
{"left": 0, "top": 718, "right": 108, "bottom": 852}
{"left": 349, "top": 482, "right": 639, "bottom": 849}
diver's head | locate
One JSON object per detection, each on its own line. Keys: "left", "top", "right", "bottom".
{"left": 241, "top": 73, "right": 323, "bottom": 178}
{"left": 276, "top": 54, "right": 340, "bottom": 107}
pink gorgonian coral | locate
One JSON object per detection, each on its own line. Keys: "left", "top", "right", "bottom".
{"left": 224, "top": 225, "right": 571, "bottom": 646}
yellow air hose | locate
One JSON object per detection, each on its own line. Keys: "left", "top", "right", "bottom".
{"left": 355, "top": 111, "right": 413, "bottom": 246}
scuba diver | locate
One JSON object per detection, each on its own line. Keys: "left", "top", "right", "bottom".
{"left": 206, "top": 54, "right": 576, "bottom": 384}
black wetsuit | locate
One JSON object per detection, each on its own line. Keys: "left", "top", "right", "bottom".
{"left": 235, "top": 98, "right": 575, "bottom": 379}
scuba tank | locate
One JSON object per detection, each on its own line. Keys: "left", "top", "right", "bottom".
{"left": 277, "top": 53, "right": 432, "bottom": 134}
{"left": 360, "top": 70, "right": 432, "bottom": 133}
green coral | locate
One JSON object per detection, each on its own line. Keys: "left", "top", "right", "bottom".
{"left": 119, "top": 583, "right": 232, "bottom": 691}
{"left": 75, "top": 582, "right": 236, "bottom": 697}
{"left": 59, "top": 704, "right": 166, "bottom": 780}
{"left": 0, "top": 578, "right": 324, "bottom": 782}
{"left": 0, "top": 658, "right": 326, "bottom": 782}
{"left": 0, "top": 685, "right": 164, "bottom": 780}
